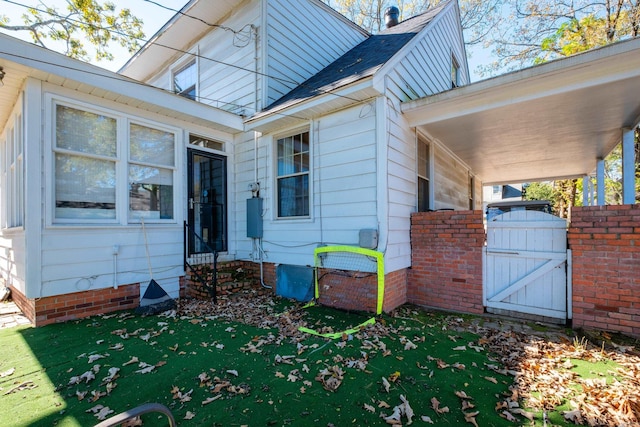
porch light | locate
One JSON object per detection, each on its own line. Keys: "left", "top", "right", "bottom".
{"left": 0, "top": 67, "right": 5, "bottom": 86}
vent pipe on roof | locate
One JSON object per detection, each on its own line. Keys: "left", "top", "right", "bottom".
{"left": 385, "top": 6, "right": 400, "bottom": 28}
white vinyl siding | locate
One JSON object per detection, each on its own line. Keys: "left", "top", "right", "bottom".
{"left": 382, "top": 3, "right": 468, "bottom": 101}
{"left": 433, "top": 143, "right": 473, "bottom": 210}
{"left": 233, "top": 104, "right": 377, "bottom": 266}
{"left": 265, "top": 0, "right": 367, "bottom": 106}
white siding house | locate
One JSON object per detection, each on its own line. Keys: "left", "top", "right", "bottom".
{"left": 0, "top": 0, "right": 479, "bottom": 324}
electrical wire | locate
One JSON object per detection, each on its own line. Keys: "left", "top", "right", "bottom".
{"left": 2, "top": 0, "right": 365, "bottom": 105}
{"left": 141, "top": 0, "right": 254, "bottom": 47}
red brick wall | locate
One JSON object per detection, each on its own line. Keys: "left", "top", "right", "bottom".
{"left": 9, "top": 284, "right": 140, "bottom": 327}
{"left": 9, "top": 285, "right": 36, "bottom": 324}
{"left": 317, "top": 267, "right": 407, "bottom": 314}
{"left": 569, "top": 205, "right": 640, "bottom": 337}
{"left": 408, "top": 210, "right": 485, "bottom": 314}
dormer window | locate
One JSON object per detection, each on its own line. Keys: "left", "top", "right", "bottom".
{"left": 451, "top": 55, "right": 460, "bottom": 89}
{"left": 173, "top": 60, "right": 197, "bottom": 100}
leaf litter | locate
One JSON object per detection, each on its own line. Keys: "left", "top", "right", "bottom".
{"left": 16, "top": 290, "right": 638, "bottom": 426}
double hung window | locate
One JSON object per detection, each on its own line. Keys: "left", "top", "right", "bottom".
{"left": 55, "top": 105, "right": 117, "bottom": 220}
{"left": 417, "top": 136, "right": 431, "bottom": 212}
{"left": 53, "top": 101, "right": 176, "bottom": 223}
{"left": 129, "top": 124, "right": 175, "bottom": 220}
{"left": 276, "top": 131, "right": 310, "bottom": 218}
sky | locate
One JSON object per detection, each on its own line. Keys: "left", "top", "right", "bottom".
{"left": 0, "top": 0, "right": 489, "bottom": 81}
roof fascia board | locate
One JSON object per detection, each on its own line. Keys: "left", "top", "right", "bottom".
{"left": 309, "top": 0, "right": 370, "bottom": 37}
{"left": 372, "top": 0, "right": 454, "bottom": 92}
{"left": 0, "top": 34, "right": 243, "bottom": 132}
{"left": 401, "top": 36, "right": 640, "bottom": 126}
{"left": 450, "top": 0, "right": 471, "bottom": 83}
{"left": 119, "top": 0, "right": 198, "bottom": 73}
{"left": 245, "top": 78, "right": 376, "bottom": 131}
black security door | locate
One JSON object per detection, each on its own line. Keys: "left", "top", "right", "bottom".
{"left": 187, "top": 149, "right": 227, "bottom": 254}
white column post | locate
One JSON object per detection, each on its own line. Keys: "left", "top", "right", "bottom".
{"left": 596, "top": 158, "right": 605, "bottom": 206}
{"left": 582, "top": 175, "right": 591, "bottom": 206}
{"left": 622, "top": 128, "right": 636, "bottom": 205}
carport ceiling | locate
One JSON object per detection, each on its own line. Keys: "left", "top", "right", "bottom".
{"left": 401, "top": 37, "right": 640, "bottom": 185}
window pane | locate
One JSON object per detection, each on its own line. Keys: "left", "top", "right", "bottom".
{"left": 418, "top": 140, "right": 429, "bottom": 177}
{"left": 418, "top": 177, "right": 430, "bottom": 212}
{"left": 55, "top": 153, "right": 116, "bottom": 219}
{"left": 278, "top": 175, "right": 309, "bottom": 217}
{"left": 189, "top": 134, "right": 224, "bottom": 151}
{"left": 129, "top": 165, "right": 174, "bottom": 219}
{"left": 174, "top": 61, "right": 197, "bottom": 100}
{"left": 130, "top": 124, "right": 175, "bottom": 167}
{"left": 56, "top": 105, "right": 116, "bottom": 157}
{"left": 278, "top": 133, "right": 309, "bottom": 175}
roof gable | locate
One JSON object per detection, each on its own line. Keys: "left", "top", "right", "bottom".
{"left": 259, "top": 1, "right": 451, "bottom": 114}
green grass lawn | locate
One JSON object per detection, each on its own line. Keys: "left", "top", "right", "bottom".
{"left": 0, "top": 299, "right": 636, "bottom": 426}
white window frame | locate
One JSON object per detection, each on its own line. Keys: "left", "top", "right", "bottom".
{"left": 46, "top": 95, "right": 179, "bottom": 225}
{"left": 1, "top": 105, "right": 25, "bottom": 230}
{"left": 127, "top": 120, "right": 178, "bottom": 223}
{"left": 274, "top": 127, "right": 312, "bottom": 220}
{"left": 417, "top": 133, "right": 434, "bottom": 212}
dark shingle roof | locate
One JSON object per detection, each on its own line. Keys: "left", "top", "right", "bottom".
{"left": 262, "top": 1, "right": 450, "bottom": 112}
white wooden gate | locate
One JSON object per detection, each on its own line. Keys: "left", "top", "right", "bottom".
{"left": 484, "top": 210, "right": 570, "bottom": 321}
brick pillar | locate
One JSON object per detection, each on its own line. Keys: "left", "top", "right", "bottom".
{"left": 409, "top": 210, "right": 485, "bottom": 314}
{"left": 569, "top": 205, "right": 640, "bottom": 337}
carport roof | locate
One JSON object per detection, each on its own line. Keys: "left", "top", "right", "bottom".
{"left": 401, "top": 37, "right": 640, "bottom": 185}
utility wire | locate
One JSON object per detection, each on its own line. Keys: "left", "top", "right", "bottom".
{"left": 1, "top": 0, "right": 366, "bottom": 109}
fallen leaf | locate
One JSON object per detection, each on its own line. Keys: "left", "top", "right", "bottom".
{"left": 430, "top": 397, "right": 449, "bottom": 414}
{"left": 381, "top": 376, "right": 391, "bottom": 393}
{"left": 95, "top": 406, "right": 114, "bottom": 420}
{"left": 135, "top": 365, "right": 155, "bottom": 374}
{"left": 226, "top": 369, "right": 238, "bottom": 377}
{"left": 123, "top": 356, "right": 139, "bottom": 366}
{"left": 88, "top": 354, "right": 106, "bottom": 363}
{"left": 364, "top": 403, "right": 375, "bottom": 413}
{"left": 511, "top": 408, "right": 535, "bottom": 421}
{"left": 484, "top": 376, "right": 498, "bottom": 384}
{"left": 501, "top": 410, "right": 517, "bottom": 422}
{"left": 452, "top": 345, "right": 467, "bottom": 351}
{"left": 202, "top": 395, "right": 222, "bottom": 405}
{"left": 421, "top": 415, "right": 434, "bottom": 424}
{"left": 464, "top": 411, "right": 480, "bottom": 427}
{"left": 184, "top": 411, "right": 195, "bottom": 420}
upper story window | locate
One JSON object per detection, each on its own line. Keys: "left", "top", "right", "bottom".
{"left": 173, "top": 60, "right": 197, "bottom": 100}
{"left": 52, "top": 101, "right": 176, "bottom": 223}
{"left": 276, "top": 130, "right": 310, "bottom": 218}
{"left": 451, "top": 55, "right": 460, "bottom": 89}
{"left": 417, "top": 135, "right": 431, "bottom": 212}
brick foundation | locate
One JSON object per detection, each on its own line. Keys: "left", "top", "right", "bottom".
{"left": 317, "top": 267, "right": 408, "bottom": 314}
{"left": 11, "top": 284, "right": 139, "bottom": 327}
{"left": 408, "top": 210, "right": 485, "bottom": 314}
{"left": 182, "top": 260, "right": 274, "bottom": 300}
{"left": 569, "top": 205, "right": 640, "bottom": 337}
